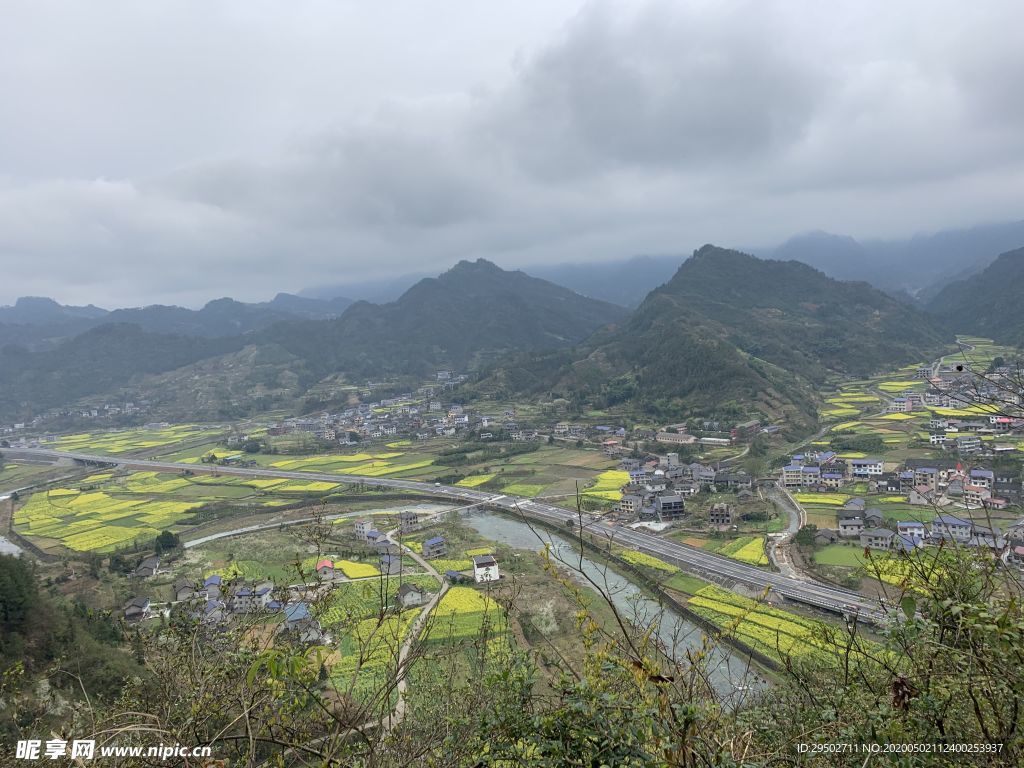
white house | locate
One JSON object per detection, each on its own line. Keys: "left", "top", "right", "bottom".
{"left": 850, "top": 459, "right": 884, "bottom": 478}
{"left": 897, "top": 521, "right": 926, "bottom": 544}
{"left": 472, "top": 554, "right": 500, "bottom": 583}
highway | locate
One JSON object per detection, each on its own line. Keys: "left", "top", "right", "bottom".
{"left": 2, "top": 447, "right": 885, "bottom": 622}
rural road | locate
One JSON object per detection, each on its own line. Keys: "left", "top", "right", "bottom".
{"left": 2, "top": 447, "right": 884, "bottom": 621}
{"left": 381, "top": 527, "right": 447, "bottom": 732}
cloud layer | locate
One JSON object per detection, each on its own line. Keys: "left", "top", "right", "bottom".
{"left": 1, "top": 0, "right": 1023, "bottom": 306}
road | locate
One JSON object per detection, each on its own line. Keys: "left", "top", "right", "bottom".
{"left": 2, "top": 447, "right": 883, "bottom": 621}
{"left": 381, "top": 528, "right": 447, "bottom": 732}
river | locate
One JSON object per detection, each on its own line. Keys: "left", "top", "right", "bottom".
{"left": 464, "top": 510, "right": 767, "bottom": 701}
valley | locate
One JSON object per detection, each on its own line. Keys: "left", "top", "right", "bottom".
{"left": 3, "top": 249, "right": 1024, "bottom": 765}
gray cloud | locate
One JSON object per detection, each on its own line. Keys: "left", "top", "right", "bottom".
{"left": 1, "top": 0, "right": 1023, "bottom": 307}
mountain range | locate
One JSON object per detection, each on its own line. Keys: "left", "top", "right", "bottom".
{"left": 287, "top": 220, "right": 1024, "bottom": 309}
{"left": 0, "top": 293, "right": 354, "bottom": 350}
{"left": 762, "top": 220, "right": 1024, "bottom": 298}
{"left": 0, "top": 261, "right": 626, "bottom": 421}
{"left": 0, "top": 247, "right": 968, "bottom": 430}
{"left": 480, "top": 246, "right": 948, "bottom": 427}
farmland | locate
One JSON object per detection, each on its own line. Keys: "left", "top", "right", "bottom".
{"left": 319, "top": 574, "right": 439, "bottom": 627}
{"left": 715, "top": 536, "right": 769, "bottom": 566}
{"left": 686, "top": 586, "right": 867, "bottom": 664}
{"left": 43, "top": 424, "right": 225, "bottom": 455}
{"left": 582, "top": 469, "right": 630, "bottom": 501}
{"left": 12, "top": 468, "right": 344, "bottom": 553}
{"left": 619, "top": 549, "right": 679, "bottom": 573}
{"left": 423, "top": 586, "right": 507, "bottom": 642}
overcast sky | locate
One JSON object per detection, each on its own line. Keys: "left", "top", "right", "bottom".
{"left": 1, "top": 0, "right": 1023, "bottom": 308}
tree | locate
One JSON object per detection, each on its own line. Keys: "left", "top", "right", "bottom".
{"left": 154, "top": 530, "right": 180, "bottom": 553}
{"left": 793, "top": 524, "right": 817, "bottom": 546}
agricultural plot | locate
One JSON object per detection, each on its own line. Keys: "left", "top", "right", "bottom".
{"left": 455, "top": 474, "right": 495, "bottom": 488}
{"left": 619, "top": 550, "right": 679, "bottom": 573}
{"left": 717, "top": 536, "right": 769, "bottom": 566}
{"left": 330, "top": 609, "right": 422, "bottom": 699}
{"left": 877, "top": 380, "right": 926, "bottom": 392}
{"left": 422, "top": 586, "right": 507, "bottom": 643}
{"left": 13, "top": 467, "right": 339, "bottom": 553}
{"left": 319, "top": 574, "right": 438, "bottom": 626}
{"left": 814, "top": 545, "right": 942, "bottom": 587}
{"left": 582, "top": 469, "right": 629, "bottom": 501}
{"left": 45, "top": 424, "right": 221, "bottom": 455}
{"left": 687, "top": 586, "right": 863, "bottom": 663}
{"left": 792, "top": 493, "right": 851, "bottom": 506}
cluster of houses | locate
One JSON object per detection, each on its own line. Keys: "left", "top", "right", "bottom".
{"left": 255, "top": 373, "right": 545, "bottom": 445}
{"left": 613, "top": 452, "right": 753, "bottom": 525}
{"left": 809, "top": 495, "right": 1024, "bottom": 570}
{"left": 781, "top": 450, "right": 1021, "bottom": 510}
{"left": 2, "top": 400, "right": 153, "bottom": 436}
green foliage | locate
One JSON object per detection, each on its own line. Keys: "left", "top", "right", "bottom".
{"left": 928, "top": 247, "right": 1024, "bottom": 344}
{"left": 829, "top": 432, "right": 885, "bottom": 453}
{"left": 794, "top": 524, "right": 818, "bottom": 546}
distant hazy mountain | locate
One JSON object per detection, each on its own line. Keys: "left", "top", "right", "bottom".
{"left": 0, "top": 293, "right": 353, "bottom": 349}
{"left": 298, "top": 255, "right": 686, "bottom": 309}
{"left": 762, "top": 220, "right": 1024, "bottom": 297}
{"left": 926, "top": 246, "right": 1024, "bottom": 345}
{"left": 488, "top": 246, "right": 948, "bottom": 426}
{"left": 260, "top": 292, "right": 352, "bottom": 319}
{"left": 0, "top": 296, "right": 108, "bottom": 324}
{"left": 524, "top": 255, "right": 684, "bottom": 308}
{"left": 298, "top": 274, "right": 429, "bottom": 304}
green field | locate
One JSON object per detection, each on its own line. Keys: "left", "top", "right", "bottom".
{"left": 813, "top": 544, "right": 865, "bottom": 568}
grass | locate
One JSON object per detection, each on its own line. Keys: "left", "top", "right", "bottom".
{"left": 813, "top": 544, "right": 865, "bottom": 568}
{"left": 501, "top": 483, "right": 546, "bottom": 497}
{"left": 663, "top": 573, "right": 709, "bottom": 595}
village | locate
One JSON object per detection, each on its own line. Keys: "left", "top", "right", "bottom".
{"left": 120, "top": 506, "right": 503, "bottom": 647}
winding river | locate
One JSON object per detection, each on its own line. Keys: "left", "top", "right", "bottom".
{"left": 464, "top": 510, "right": 766, "bottom": 700}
